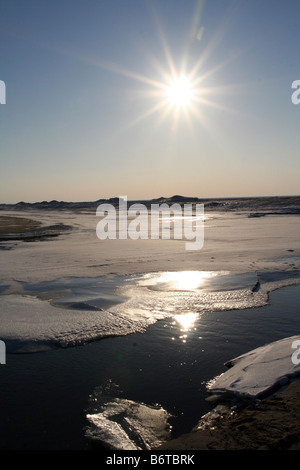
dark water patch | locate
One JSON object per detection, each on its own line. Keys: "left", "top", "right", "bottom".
{"left": 0, "top": 282, "right": 9, "bottom": 293}
{"left": 20, "top": 276, "right": 128, "bottom": 311}
{"left": 258, "top": 270, "right": 300, "bottom": 283}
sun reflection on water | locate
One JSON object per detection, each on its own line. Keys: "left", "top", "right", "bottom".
{"left": 173, "top": 312, "right": 199, "bottom": 343}
{"left": 154, "top": 270, "right": 216, "bottom": 291}
{"left": 175, "top": 312, "right": 198, "bottom": 331}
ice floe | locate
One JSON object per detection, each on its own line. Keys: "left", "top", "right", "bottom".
{"left": 85, "top": 397, "right": 171, "bottom": 450}
{"left": 207, "top": 336, "right": 300, "bottom": 402}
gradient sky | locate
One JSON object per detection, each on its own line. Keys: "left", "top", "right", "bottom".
{"left": 0, "top": 0, "right": 299, "bottom": 203}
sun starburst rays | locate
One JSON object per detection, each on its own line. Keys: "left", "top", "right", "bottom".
{"left": 81, "top": 6, "right": 248, "bottom": 140}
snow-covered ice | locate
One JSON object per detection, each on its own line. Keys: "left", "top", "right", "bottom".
{"left": 0, "top": 294, "right": 147, "bottom": 353}
{"left": 207, "top": 336, "right": 300, "bottom": 401}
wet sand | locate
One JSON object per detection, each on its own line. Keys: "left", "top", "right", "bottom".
{"left": 157, "top": 381, "right": 300, "bottom": 450}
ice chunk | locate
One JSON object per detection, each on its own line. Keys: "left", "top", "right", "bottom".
{"left": 86, "top": 398, "right": 171, "bottom": 450}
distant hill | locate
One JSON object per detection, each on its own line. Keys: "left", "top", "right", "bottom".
{"left": 0, "top": 195, "right": 299, "bottom": 215}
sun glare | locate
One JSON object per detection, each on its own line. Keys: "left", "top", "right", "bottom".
{"left": 154, "top": 270, "right": 213, "bottom": 291}
{"left": 174, "top": 312, "right": 198, "bottom": 331}
{"left": 166, "top": 75, "right": 194, "bottom": 107}
{"left": 91, "top": 7, "right": 244, "bottom": 136}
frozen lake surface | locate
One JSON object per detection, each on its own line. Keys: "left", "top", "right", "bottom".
{"left": 0, "top": 209, "right": 299, "bottom": 449}
{"left": 1, "top": 268, "right": 299, "bottom": 353}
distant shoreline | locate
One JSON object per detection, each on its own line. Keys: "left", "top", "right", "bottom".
{"left": 0, "top": 215, "right": 72, "bottom": 242}
{"left": 0, "top": 194, "right": 300, "bottom": 214}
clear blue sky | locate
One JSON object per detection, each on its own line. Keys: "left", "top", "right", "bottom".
{"left": 0, "top": 0, "right": 299, "bottom": 203}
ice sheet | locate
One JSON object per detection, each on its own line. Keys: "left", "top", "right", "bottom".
{"left": 207, "top": 336, "right": 300, "bottom": 401}
{"left": 1, "top": 210, "right": 300, "bottom": 354}
{"left": 0, "top": 294, "right": 147, "bottom": 353}
{"left": 1, "top": 270, "right": 300, "bottom": 353}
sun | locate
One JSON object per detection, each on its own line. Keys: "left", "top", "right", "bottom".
{"left": 166, "top": 75, "right": 194, "bottom": 108}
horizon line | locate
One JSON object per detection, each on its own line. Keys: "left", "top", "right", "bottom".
{"left": 1, "top": 193, "right": 300, "bottom": 206}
